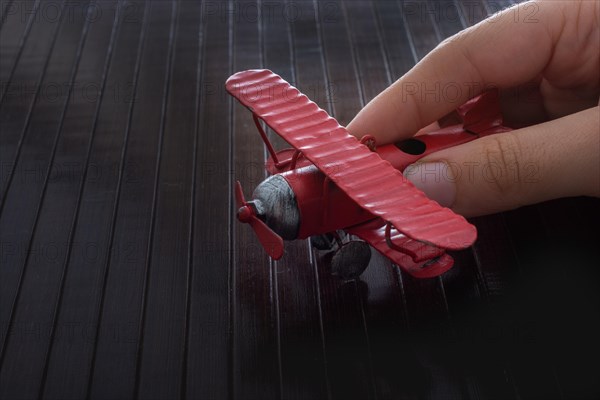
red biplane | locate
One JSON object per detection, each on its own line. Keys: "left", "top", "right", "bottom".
{"left": 227, "top": 69, "right": 511, "bottom": 279}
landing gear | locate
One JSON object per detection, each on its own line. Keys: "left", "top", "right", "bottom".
{"left": 309, "top": 233, "right": 336, "bottom": 250}
{"left": 309, "top": 230, "right": 346, "bottom": 250}
{"left": 331, "top": 240, "right": 371, "bottom": 280}
{"left": 310, "top": 231, "right": 371, "bottom": 279}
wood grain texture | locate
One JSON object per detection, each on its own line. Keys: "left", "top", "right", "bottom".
{"left": 0, "top": 1, "right": 598, "bottom": 399}
{"left": 263, "top": 3, "right": 330, "bottom": 400}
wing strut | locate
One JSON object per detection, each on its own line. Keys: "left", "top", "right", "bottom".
{"left": 227, "top": 69, "right": 477, "bottom": 251}
{"left": 384, "top": 222, "right": 445, "bottom": 262}
{"left": 252, "top": 113, "right": 281, "bottom": 167}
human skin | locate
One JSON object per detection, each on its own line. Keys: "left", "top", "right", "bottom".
{"left": 347, "top": 0, "right": 599, "bottom": 217}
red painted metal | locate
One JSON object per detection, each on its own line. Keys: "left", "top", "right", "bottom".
{"left": 235, "top": 181, "right": 284, "bottom": 260}
{"left": 347, "top": 219, "right": 455, "bottom": 279}
{"left": 227, "top": 69, "right": 476, "bottom": 250}
{"left": 226, "top": 69, "right": 512, "bottom": 278}
{"left": 457, "top": 88, "right": 506, "bottom": 134}
{"left": 265, "top": 148, "right": 311, "bottom": 174}
{"left": 384, "top": 222, "right": 446, "bottom": 262}
{"left": 279, "top": 165, "right": 374, "bottom": 239}
{"left": 277, "top": 163, "right": 456, "bottom": 276}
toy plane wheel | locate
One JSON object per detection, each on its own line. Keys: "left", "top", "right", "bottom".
{"left": 310, "top": 234, "right": 335, "bottom": 250}
{"left": 310, "top": 230, "right": 346, "bottom": 251}
{"left": 331, "top": 240, "right": 371, "bottom": 280}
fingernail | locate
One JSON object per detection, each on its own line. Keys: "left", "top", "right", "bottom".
{"left": 404, "top": 162, "right": 456, "bottom": 208}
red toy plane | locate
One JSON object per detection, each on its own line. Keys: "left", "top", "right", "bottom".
{"left": 227, "top": 69, "right": 511, "bottom": 279}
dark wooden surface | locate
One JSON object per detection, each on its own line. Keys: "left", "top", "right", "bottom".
{"left": 1, "top": 1, "right": 599, "bottom": 399}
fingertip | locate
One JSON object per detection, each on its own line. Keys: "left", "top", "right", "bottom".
{"left": 404, "top": 161, "right": 457, "bottom": 209}
{"left": 347, "top": 83, "right": 418, "bottom": 144}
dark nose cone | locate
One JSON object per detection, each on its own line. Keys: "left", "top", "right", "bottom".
{"left": 252, "top": 175, "right": 300, "bottom": 240}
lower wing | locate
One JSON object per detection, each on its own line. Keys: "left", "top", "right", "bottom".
{"left": 347, "top": 219, "right": 454, "bottom": 279}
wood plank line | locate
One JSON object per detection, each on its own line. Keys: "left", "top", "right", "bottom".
{"left": 398, "top": 0, "right": 486, "bottom": 339}
{"left": 0, "top": 0, "right": 40, "bottom": 102}
{"left": 0, "top": 0, "right": 96, "bottom": 396}
{"left": 339, "top": 2, "right": 412, "bottom": 399}
{"left": 260, "top": 6, "right": 287, "bottom": 399}
{"left": 180, "top": 0, "right": 206, "bottom": 398}
{"left": 260, "top": 6, "right": 286, "bottom": 397}
{"left": 132, "top": 1, "right": 178, "bottom": 394}
{"left": 351, "top": 2, "right": 480, "bottom": 398}
{"left": 228, "top": 3, "right": 235, "bottom": 400}
{"left": 432, "top": 1, "right": 495, "bottom": 309}
{"left": 0, "top": 0, "right": 66, "bottom": 206}
{"left": 0, "top": 0, "right": 91, "bottom": 358}
{"left": 82, "top": 2, "right": 175, "bottom": 399}
{"left": 231, "top": 1, "right": 280, "bottom": 399}
{"left": 184, "top": 1, "right": 234, "bottom": 398}
{"left": 37, "top": 2, "right": 147, "bottom": 399}
{"left": 370, "top": 1, "right": 414, "bottom": 333}
{"left": 283, "top": 2, "right": 330, "bottom": 397}
{"left": 393, "top": 0, "right": 454, "bottom": 326}
{"left": 75, "top": 2, "right": 149, "bottom": 398}
{"left": 0, "top": 0, "right": 595, "bottom": 398}
{"left": 0, "top": 0, "right": 119, "bottom": 363}
{"left": 256, "top": 2, "right": 331, "bottom": 398}
{"left": 283, "top": 1, "right": 332, "bottom": 397}
{"left": 453, "top": 0, "right": 522, "bottom": 300}
{"left": 444, "top": 3, "right": 517, "bottom": 399}
{"left": 133, "top": 1, "right": 206, "bottom": 398}
{"left": 0, "top": 1, "right": 123, "bottom": 398}
{"left": 303, "top": 1, "right": 378, "bottom": 399}
{"left": 379, "top": 2, "right": 485, "bottom": 399}
{"left": 423, "top": 0, "right": 487, "bottom": 313}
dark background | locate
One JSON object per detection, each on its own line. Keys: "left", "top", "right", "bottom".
{"left": 1, "top": 0, "right": 599, "bottom": 399}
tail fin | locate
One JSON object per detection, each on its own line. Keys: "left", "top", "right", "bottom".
{"left": 457, "top": 89, "right": 505, "bottom": 135}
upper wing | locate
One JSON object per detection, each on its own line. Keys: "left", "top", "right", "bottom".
{"left": 226, "top": 69, "right": 476, "bottom": 250}
{"left": 347, "top": 219, "right": 454, "bottom": 279}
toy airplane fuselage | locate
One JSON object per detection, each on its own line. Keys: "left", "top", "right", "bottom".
{"left": 228, "top": 69, "right": 511, "bottom": 279}
{"left": 259, "top": 127, "right": 490, "bottom": 240}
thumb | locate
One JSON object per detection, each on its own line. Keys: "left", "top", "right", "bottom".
{"left": 403, "top": 107, "right": 599, "bottom": 217}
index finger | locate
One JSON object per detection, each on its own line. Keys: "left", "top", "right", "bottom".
{"left": 347, "top": 0, "right": 562, "bottom": 144}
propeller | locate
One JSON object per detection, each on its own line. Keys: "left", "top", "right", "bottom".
{"left": 235, "top": 181, "right": 284, "bottom": 260}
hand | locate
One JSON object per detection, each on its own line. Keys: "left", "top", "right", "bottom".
{"left": 347, "top": 0, "right": 599, "bottom": 217}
